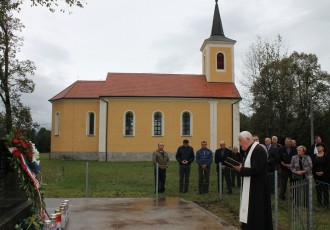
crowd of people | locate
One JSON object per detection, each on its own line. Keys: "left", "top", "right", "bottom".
{"left": 264, "top": 135, "right": 330, "bottom": 208}
{"left": 152, "top": 133, "right": 329, "bottom": 229}
{"left": 152, "top": 139, "right": 243, "bottom": 195}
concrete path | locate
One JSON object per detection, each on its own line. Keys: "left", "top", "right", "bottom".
{"left": 46, "top": 198, "right": 238, "bottom": 230}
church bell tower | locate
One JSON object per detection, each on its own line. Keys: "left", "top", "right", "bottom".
{"left": 201, "top": 0, "right": 236, "bottom": 83}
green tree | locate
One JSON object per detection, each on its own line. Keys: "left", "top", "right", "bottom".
{"left": 289, "top": 52, "right": 330, "bottom": 145}
{"left": 246, "top": 50, "right": 330, "bottom": 145}
{"left": 240, "top": 113, "right": 251, "bottom": 132}
{"left": 36, "top": 127, "right": 51, "bottom": 152}
{"left": 1, "top": 0, "right": 85, "bottom": 136}
{"left": 240, "top": 35, "right": 288, "bottom": 114}
{"left": 0, "top": 1, "right": 36, "bottom": 134}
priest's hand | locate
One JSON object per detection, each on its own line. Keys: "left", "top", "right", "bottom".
{"left": 233, "top": 164, "right": 242, "bottom": 172}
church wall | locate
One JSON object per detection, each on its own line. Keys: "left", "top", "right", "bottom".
{"left": 51, "top": 99, "right": 100, "bottom": 155}
{"left": 217, "top": 101, "right": 233, "bottom": 148}
{"left": 106, "top": 98, "right": 211, "bottom": 154}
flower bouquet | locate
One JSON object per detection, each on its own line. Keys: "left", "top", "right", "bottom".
{"left": 5, "top": 128, "right": 45, "bottom": 230}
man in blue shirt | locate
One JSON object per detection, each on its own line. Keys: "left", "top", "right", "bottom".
{"left": 196, "top": 141, "right": 213, "bottom": 194}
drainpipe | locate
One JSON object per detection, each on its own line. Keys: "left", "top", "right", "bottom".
{"left": 232, "top": 99, "right": 242, "bottom": 147}
{"left": 100, "top": 98, "right": 108, "bottom": 162}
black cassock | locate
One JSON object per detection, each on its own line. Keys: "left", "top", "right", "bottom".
{"left": 240, "top": 144, "right": 273, "bottom": 230}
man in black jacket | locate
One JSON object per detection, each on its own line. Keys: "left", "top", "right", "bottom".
{"left": 176, "top": 139, "right": 195, "bottom": 193}
{"left": 231, "top": 146, "right": 243, "bottom": 188}
{"left": 307, "top": 135, "right": 328, "bottom": 156}
{"left": 278, "top": 137, "right": 297, "bottom": 200}
{"left": 265, "top": 137, "right": 278, "bottom": 193}
{"left": 215, "top": 140, "right": 233, "bottom": 194}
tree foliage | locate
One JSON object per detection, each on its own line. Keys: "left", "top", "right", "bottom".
{"left": 30, "top": 0, "right": 85, "bottom": 8}
{"left": 242, "top": 36, "right": 330, "bottom": 146}
{"left": 0, "top": 1, "right": 36, "bottom": 134}
{"left": 35, "top": 127, "right": 51, "bottom": 152}
{"left": 1, "top": 0, "right": 85, "bottom": 13}
{"left": 240, "top": 35, "right": 288, "bottom": 113}
{"left": 1, "top": 0, "right": 84, "bottom": 136}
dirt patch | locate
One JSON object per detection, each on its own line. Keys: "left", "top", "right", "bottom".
{"left": 195, "top": 201, "right": 241, "bottom": 229}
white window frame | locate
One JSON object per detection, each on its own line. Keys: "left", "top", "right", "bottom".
{"left": 123, "top": 110, "right": 135, "bottom": 136}
{"left": 181, "top": 111, "right": 193, "bottom": 136}
{"left": 216, "top": 51, "right": 226, "bottom": 72}
{"left": 152, "top": 111, "right": 164, "bottom": 136}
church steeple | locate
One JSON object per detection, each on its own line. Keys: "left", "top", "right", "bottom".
{"left": 211, "top": 0, "right": 224, "bottom": 36}
{"left": 200, "top": 0, "right": 236, "bottom": 83}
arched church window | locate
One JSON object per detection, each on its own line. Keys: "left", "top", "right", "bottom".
{"left": 55, "top": 112, "right": 60, "bottom": 136}
{"left": 87, "top": 112, "right": 95, "bottom": 135}
{"left": 217, "top": 52, "right": 225, "bottom": 70}
{"left": 182, "top": 112, "right": 191, "bottom": 136}
{"left": 125, "top": 111, "right": 134, "bottom": 136}
{"left": 153, "top": 111, "right": 163, "bottom": 136}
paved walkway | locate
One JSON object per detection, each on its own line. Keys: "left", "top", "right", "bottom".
{"left": 46, "top": 198, "right": 238, "bottom": 230}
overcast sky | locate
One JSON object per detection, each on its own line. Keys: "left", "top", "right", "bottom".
{"left": 14, "top": 0, "right": 330, "bottom": 129}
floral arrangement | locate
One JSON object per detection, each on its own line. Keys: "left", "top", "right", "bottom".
{"left": 5, "top": 128, "right": 45, "bottom": 230}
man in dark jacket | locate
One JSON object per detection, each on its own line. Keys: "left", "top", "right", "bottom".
{"left": 307, "top": 135, "right": 328, "bottom": 156}
{"left": 196, "top": 141, "right": 213, "bottom": 194}
{"left": 278, "top": 137, "right": 297, "bottom": 200}
{"left": 265, "top": 137, "right": 279, "bottom": 173}
{"left": 231, "top": 146, "right": 243, "bottom": 188}
{"left": 176, "top": 139, "right": 195, "bottom": 193}
{"left": 215, "top": 140, "right": 233, "bottom": 194}
{"left": 265, "top": 137, "right": 278, "bottom": 194}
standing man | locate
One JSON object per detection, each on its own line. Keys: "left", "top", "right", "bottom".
{"left": 271, "top": 136, "right": 282, "bottom": 148}
{"left": 152, "top": 142, "right": 169, "bottom": 193}
{"left": 253, "top": 135, "right": 267, "bottom": 152}
{"left": 215, "top": 141, "right": 233, "bottom": 194}
{"left": 307, "top": 135, "right": 328, "bottom": 156}
{"left": 291, "top": 139, "right": 297, "bottom": 148}
{"left": 271, "top": 135, "right": 282, "bottom": 172}
{"left": 265, "top": 137, "right": 278, "bottom": 194}
{"left": 278, "top": 137, "right": 297, "bottom": 200}
{"left": 233, "top": 131, "right": 273, "bottom": 230}
{"left": 265, "top": 137, "right": 279, "bottom": 173}
{"left": 196, "top": 141, "right": 213, "bottom": 194}
{"left": 231, "top": 146, "right": 243, "bottom": 188}
{"left": 176, "top": 139, "right": 195, "bottom": 193}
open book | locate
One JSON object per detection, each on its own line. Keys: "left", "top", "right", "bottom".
{"left": 224, "top": 157, "right": 241, "bottom": 167}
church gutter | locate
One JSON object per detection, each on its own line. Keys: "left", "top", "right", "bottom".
{"left": 232, "top": 99, "right": 242, "bottom": 148}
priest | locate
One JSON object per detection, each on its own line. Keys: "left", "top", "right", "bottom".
{"left": 233, "top": 131, "right": 273, "bottom": 230}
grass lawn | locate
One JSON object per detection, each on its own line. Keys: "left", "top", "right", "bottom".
{"left": 39, "top": 154, "right": 329, "bottom": 229}
{"left": 40, "top": 154, "right": 241, "bottom": 228}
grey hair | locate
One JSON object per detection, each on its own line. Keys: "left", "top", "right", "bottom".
{"left": 238, "top": 131, "right": 253, "bottom": 141}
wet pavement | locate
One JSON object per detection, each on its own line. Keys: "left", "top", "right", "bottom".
{"left": 46, "top": 198, "right": 238, "bottom": 230}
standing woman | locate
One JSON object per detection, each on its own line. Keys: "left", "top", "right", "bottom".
{"left": 312, "top": 143, "right": 330, "bottom": 207}
{"left": 291, "top": 146, "right": 312, "bottom": 181}
{"left": 290, "top": 145, "right": 313, "bottom": 206}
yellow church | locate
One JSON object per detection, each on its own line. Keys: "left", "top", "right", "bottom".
{"left": 49, "top": 1, "right": 241, "bottom": 161}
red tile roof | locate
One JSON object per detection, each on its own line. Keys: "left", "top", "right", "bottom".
{"left": 49, "top": 73, "right": 241, "bottom": 101}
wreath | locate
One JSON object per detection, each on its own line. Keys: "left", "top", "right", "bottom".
{"left": 5, "top": 128, "right": 46, "bottom": 230}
